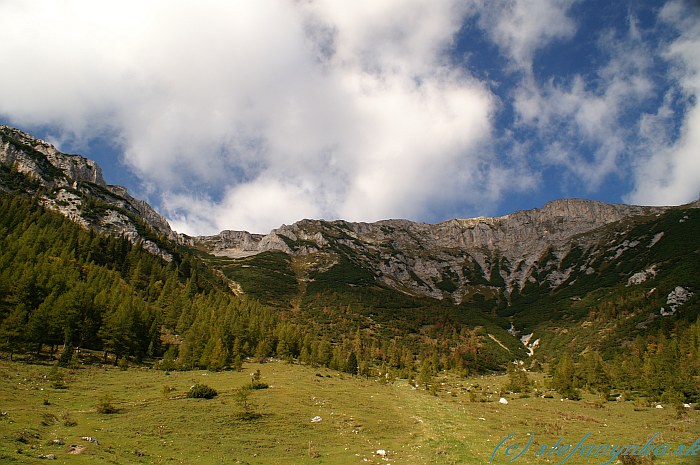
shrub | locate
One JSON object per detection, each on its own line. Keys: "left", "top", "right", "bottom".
{"left": 620, "top": 455, "right": 654, "bottom": 465}
{"left": 250, "top": 369, "right": 269, "bottom": 390}
{"left": 49, "top": 367, "right": 67, "bottom": 389}
{"left": 96, "top": 395, "right": 119, "bottom": 414}
{"left": 61, "top": 412, "right": 77, "bottom": 427}
{"left": 505, "top": 362, "right": 532, "bottom": 393}
{"left": 233, "top": 386, "right": 261, "bottom": 420}
{"left": 57, "top": 344, "right": 74, "bottom": 368}
{"left": 186, "top": 384, "right": 218, "bottom": 399}
{"left": 162, "top": 385, "right": 176, "bottom": 399}
{"left": 40, "top": 413, "right": 58, "bottom": 426}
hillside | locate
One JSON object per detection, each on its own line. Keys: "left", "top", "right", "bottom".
{"left": 1, "top": 125, "right": 177, "bottom": 260}
{"left": 0, "top": 125, "right": 698, "bottom": 403}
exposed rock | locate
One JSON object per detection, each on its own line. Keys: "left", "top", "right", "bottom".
{"left": 193, "top": 197, "right": 670, "bottom": 302}
{"left": 0, "top": 125, "right": 175, "bottom": 260}
{"left": 627, "top": 266, "right": 658, "bottom": 286}
{"left": 661, "top": 286, "right": 694, "bottom": 316}
{"left": 1, "top": 125, "right": 104, "bottom": 185}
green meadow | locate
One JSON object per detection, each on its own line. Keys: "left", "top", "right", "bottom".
{"left": 0, "top": 360, "right": 697, "bottom": 465}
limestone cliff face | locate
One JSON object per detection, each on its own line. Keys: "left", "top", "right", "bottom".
{"left": 2, "top": 124, "right": 691, "bottom": 301}
{"left": 0, "top": 126, "right": 105, "bottom": 185}
{"left": 0, "top": 125, "right": 175, "bottom": 260}
{"left": 193, "top": 199, "right": 669, "bottom": 302}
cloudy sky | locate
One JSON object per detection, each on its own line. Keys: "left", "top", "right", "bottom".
{"left": 1, "top": 0, "right": 699, "bottom": 235}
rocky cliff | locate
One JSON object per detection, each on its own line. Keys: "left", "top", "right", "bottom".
{"left": 3, "top": 124, "right": 696, "bottom": 305}
{"left": 0, "top": 125, "right": 176, "bottom": 260}
{"left": 190, "top": 199, "right": 673, "bottom": 302}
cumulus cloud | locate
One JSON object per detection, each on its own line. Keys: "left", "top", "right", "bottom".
{"left": 501, "top": 0, "right": 697, "bottom": 200}
{"left": 626, "top": 0, "right": 700, "bottom": 205}
{"left": 1, "top": 1, "right": 696, "bottom": 234}
{"left": 475, "top": 0, "right": 577, "bottom": 71}
{"left": 512, "top": 32, "right": 656, "bottom": 189}
{"left": 0, "top": 0, "right": 503, "bottom": 234}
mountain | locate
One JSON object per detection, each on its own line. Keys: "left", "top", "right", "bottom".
{"left": 1, "top": 124, "right": 698, "bottom": 372}
{"left": 187, "top": 199, "right": 672, "bottom": 302}
{"left": 0, "top": 125, "right": 176, "bottom": 260}
{"left": 188, "top": 198, "right": 699, "bottom": 358}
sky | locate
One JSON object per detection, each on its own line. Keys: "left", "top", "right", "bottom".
{"left": 1, "top": 0, "right": 699, "bottom": 235}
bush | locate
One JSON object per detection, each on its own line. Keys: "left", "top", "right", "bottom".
{"left": 186, "top": 384, "right": 218, "bottom": 399}
{"left": 49, "top": 367, "right": 67, "bottom": 390}
{"left": 61, "top": 411, "right": 77, "bottom": 427}
{"left": 505, "top": 362, "right": 532, "bottom": 393}
{"left": 233, "top": 387, "right": 261, "bottom": 420}
{"left": 250, "top": 369, "right": 269, "bottom": 389}
{"left": 162, "top": 385, "right": 176, "bottom": 399}
{"left": 96, "top": 395, "right": 119, "bottom": 414}
{"left": 57, "top": 344, "right": 74, "bottom": 368}
{"left": 620, "top": 455, "right": 654, "bottom": 465}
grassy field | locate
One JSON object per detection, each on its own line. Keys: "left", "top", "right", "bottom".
{"left": 0, "top": 359, "right": 697, "bottom": 465}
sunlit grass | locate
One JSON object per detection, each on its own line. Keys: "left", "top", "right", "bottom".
{"left": 0, "top": 360, "right": 696, "bottom": 464}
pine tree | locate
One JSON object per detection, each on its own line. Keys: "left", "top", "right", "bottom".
{"left": 0, "top": 306, "right": 27, "bottom": 360}
{"left": 551, "top": 352, "right": 580, "bottom": 400}
{"left": 208, "top": 338, "right": 229, "bottom": 371}
{"left": 505, "top": 361, "right": 531, "bottom": 393}
{"left": 346, "top": 351, "right": 358, "bottom": 375}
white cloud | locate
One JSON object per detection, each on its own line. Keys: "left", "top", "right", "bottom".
{"left": 475, "top": 0, "right": 577, "bottom": 71}
{"left": 3, "top": 1, "right": 694, "bottom": 235}
{"left": 0, "top": 0, "right": 504, "bottom": 234}
{"left": 626, "top": 0, "right": 700, "bottom": 205}
{"left": 510, "top": 10, "right": 659, "bottom": 191}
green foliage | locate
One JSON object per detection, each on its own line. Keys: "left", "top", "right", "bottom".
{"left": 1, "top": 178, "right": 697, "bottom": 397}
{"left": 117, "top": 357, "right": 129, "bottom": 371}
{"left": 96, "top": 394, "right": 119, "bottom": 414}
{"left": 57, "top": 344, "right": 74, "bottom": 367}
{"left": 550, "top": 353, "right": 581, "bottom": 400}
{"left": 161, "top": 385, "right": 176, "bottom": 399}
{"left": 345, "top": 351, "right": 358, "bottom": 375}
{"left": 233, "top": 386, "right": 261, "bottom": 420}
{"left": 214, "top": 251, "right": 297, "bottom": 306}
{"left": 505, "top": 362, "right": 532, "bottom": 393}
{"left": 49, "top": 366, "right": 67, "bottom": 390}
{"left": 250, "top": 369, "right": 269, "bottom": 389}
{"left": 186, "top": 383, "right": 218, "bottom": 399}
{"left": 619, "top": 455, "right": 654, "bottom": 465}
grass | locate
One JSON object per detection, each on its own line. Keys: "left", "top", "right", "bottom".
{"left": 0, "top": 360, "right": 697, "bottom": 464}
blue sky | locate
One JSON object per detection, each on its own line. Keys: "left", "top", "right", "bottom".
{"left": 1, "top": 0, "right": 698, "bottom": 235}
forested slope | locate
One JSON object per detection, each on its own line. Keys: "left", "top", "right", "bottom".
{"left": 0, "top": 190, "right": 520, "bottom": 377}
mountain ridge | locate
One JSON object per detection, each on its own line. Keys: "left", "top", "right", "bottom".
{"left": 188, "top": 198, "right": 693, "bottom": 303}
{"left": 3, "top": 124, "right": 698, "bottom": 307}
{"left": 1, "top": 124, "right": 699, "bottom": 383}
{"left": 1, "top": 125, "right": 177, "bottom": 260}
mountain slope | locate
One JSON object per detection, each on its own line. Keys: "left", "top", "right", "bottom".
{"left": 188, "top": 199, "right": 689, "bottom": 304}
{"left": 1, "top": 125, "right": 176, "bottom": 260}
{"left": 1, "top": 125, "right": 698, "bottom": 373}
{"left": 190, "top": 200, "right": 699, "bottom": 364}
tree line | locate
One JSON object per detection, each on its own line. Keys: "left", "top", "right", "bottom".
{"left": 1, "top": 191, "right": 697, "bottom": 404}
{"left": 0, "top": 193, "right": 500, "bottom": 378}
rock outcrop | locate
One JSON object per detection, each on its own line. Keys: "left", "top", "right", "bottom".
{"left": 0, "top": 125, "right": 176, "bottom": 260}
{"left": 0, "top": 125, "right": 105, "bottom": 185}
{"left": 191, "top": 198, "right": 672, "bottom": 302}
